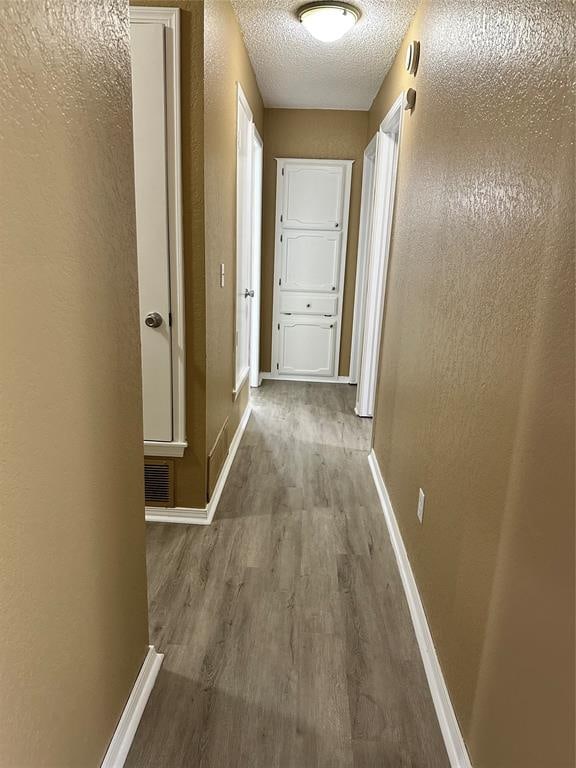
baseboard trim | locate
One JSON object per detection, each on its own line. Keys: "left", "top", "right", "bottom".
{"left": 101, "top": 645, "right": 163, "bottom": 768}
{"left": 145, "top": 404, "right": 252, "bottom": 526}
{"left": 260, "top": 373, "right": 350, "bottom": 384}
{"left": 368, "top": 450, "right": 473, "bottom": 768}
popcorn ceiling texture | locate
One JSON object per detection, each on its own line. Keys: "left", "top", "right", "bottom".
{"left": 230, "top": 0, "right": 419, "bottom": 109}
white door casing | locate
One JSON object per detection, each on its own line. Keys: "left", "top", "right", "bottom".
{"left": 349, "top": 134, "right": 377, "bottom": 385}
{"left": 356, "top": 93, "right": 405, "bottom": 418}
{"left": 271, "top": 159, "right": 353, "bottom": 381}
{"left": 249, "top": 127, "right": 263, "bottom": 388}
{"left": 130, "top": 8, "right": 186, "bottom": 457}
{"left": 235, "top": 84, "right": 253, "bottom": 394}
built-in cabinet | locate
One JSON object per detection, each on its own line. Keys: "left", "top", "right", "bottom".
{"left": 271, "top": 159, "right": 353, "bottom": 380}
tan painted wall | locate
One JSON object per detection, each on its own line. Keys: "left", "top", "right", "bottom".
{"left": 261, "top": 109, "right": 369, "bottom": 374}
{"left": 131, "top": 0, "right": 207, "bottom": 509}
{"left": 0, "top": 1, "right": 150, "bottom": 765}
{"left": 369, "top": 2, "right": 575, "bottom": 766}
{"left": 204, "top": 0, "right": 263, "bottom": 455}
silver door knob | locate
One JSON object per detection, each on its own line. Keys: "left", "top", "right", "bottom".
{"left": 144, "top": 312, "right": 163, "bottom": 328}
{"left": 244, "top": 289, "right": 255, "bottom": 298}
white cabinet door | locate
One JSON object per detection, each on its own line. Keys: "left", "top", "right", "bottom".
{"left": 281, "top": 163, "right": 345, "bottom": 230}
{"left": 130, "top": 22, "right": 173, "bottom": 442}
{"left": 278, "top": 317, "right": 337, "bottom": 377}
{"left": 280, "top": 230, "right": 341, "bottom": 293}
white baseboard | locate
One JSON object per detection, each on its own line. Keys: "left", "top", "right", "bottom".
{"left": 368, "top": 450, "right": 473, "bottom": 768}
{"left": 260, "top": 372, "right": 350, "bottom": 384}
{"left": 101, "top": 645, "right": 163, "bottom": 768}
{"left": 145, "top": 403, "right": 252, "bottom": 526}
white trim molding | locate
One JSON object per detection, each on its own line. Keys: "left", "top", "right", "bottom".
{"left": 130, "top": 7, "right": 186, "bottom": 455}
{"left": 101, "top": 646, "right": 163, "bottom": 768}
{"left": 146, "top": 403, "right": 252, "bottom": 525}
{"left": 368, "top": 450, "right": 473, "bottom": 768}
{"left": 144, "top": 440, "right": 187, "bottom": 458}
{"left": 356, "top": 92, "right": 405, "bottom": 418}
{"left": 260, "top": 373, "right": 350, "bottom": 385}
{"left": 349, "top": 133, "right": 378, "bottom": 385}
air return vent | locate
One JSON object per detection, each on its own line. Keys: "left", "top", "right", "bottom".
{"left": 144, "top": 459, "right": 174, "bottom": 507}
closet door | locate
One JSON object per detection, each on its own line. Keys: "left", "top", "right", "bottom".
{"left": 130, "top": 21, "right": 173, "bottom": 442}
{"left": 280, "top": 230, "right": 341, "bottom": 293}
{"left": 278, "top": 316, "right": 338, "bottom": 377}
{"left": 281, "top": 162, "right": 345, "bottom": 230}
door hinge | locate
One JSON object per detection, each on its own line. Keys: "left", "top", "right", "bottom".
{"left": 280, "top": 214, "right": 283, "bottom": 223}
{"left": 281, "top": 168, "right": 284, "bottom": 176}
{"left": 276, "top": 363, "right": 279, "bottom": 370}
{"left": 277, "top": 323, "right": 280, "bottom": 330}
{"left": 279, "top": 278, "right": 282, "bottom": 286}
{"left": 280, "top": 234, "right": 283, "bottom": 243}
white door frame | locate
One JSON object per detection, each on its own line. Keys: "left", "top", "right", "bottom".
{"left": 234, "top": 83, "right": 253, "bottom": 395}
{"left": 130, "top": 7, "right": 186, "bottom": 458}
{"left": 349, "top": 133, "right": 378, "bottom": 384}
{"left": 249, "top": 127, "right": 263, "bottom": 388}
{"left": 356, "top": 92, "right": 406, "bottom": 418}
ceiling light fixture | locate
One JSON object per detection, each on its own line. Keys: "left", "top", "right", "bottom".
{"left": 297, "top": 2, "right": 360, "bottom": 43}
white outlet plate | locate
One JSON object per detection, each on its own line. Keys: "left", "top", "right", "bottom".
{"left": 417, "top": 488, "right": 425, "bottom": 524}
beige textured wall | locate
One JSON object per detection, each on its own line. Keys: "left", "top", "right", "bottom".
{"left": 204, "top": 0, "right": 263, "bottom": 454}
{"left": 0, "top": 1, "right": 150, "bottom": 765}
{"left": 260, "top": 109, "right": 369, "bottom": 374}
{"left": 369, "top": 2, "right": 575, "bottom": 766}
{"left": 132, "top": 0, "right": 207, "bottom": 509}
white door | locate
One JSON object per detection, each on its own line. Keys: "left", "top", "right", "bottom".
{"left": 278, "top": 316, "right": 338, "bottom": 376}
{"left": 235, "top": 85, "right": 253, "bottom": 392}
{"left": 280, "top": 231, "right": 341, "bottom": 292}
{"left": 272, "top": 159, "right": 352, "bottom": 379}
{"left": 249, "top": 128, "right": 263, "bottom": 388}
{"left": 130, "top": 21, "right": 172, "bottom": 442}
{"left": 281, "top": 163, "right": 345, "bottom": 230}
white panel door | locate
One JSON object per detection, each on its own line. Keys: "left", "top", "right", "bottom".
{"left": 278, "top": 317, "right": 337, "bottom": 376}
{"left": 281, "top": 163, "right": 345, "bottom": 230}
{"left": 280, "top": 231, "right": 341, "bottom": 293}
{"left": 130, "top": 22, "right": 172, "bottom": 442}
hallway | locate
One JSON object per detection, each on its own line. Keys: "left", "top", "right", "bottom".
{"left": 127, "top": 382, "right": 449, "bottom": 767}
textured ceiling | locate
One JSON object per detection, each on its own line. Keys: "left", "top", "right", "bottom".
{"left": 230, "top": 0, "right": 419, "bottom": 110}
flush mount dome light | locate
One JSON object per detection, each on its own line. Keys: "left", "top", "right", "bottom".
{"left": 297, "top": 2, "right": 360, "bottom": 43}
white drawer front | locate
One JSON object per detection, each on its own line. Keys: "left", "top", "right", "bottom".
{"left": 279, "top": 294, "right": 338, "bottom": 316}
{"left": 278, "top": 316, "right": 337, "bottom": 377}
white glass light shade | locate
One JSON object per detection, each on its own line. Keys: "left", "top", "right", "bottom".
{"left": 299, "top": 4, "right": 359, "bottom": 43}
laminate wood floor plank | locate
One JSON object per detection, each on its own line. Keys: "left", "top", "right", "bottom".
{"left": 126, "top": 381, "right": 449, "bottom": 768}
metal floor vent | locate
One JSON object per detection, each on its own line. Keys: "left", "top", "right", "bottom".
{"left": 144, "top": 459, "right": 174, "bottom": 507}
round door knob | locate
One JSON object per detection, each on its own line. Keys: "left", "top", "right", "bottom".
{"left": 306, "top": 303, "right": 311, "bottom": 308}
{"left": 145, "top": 312, "right": 163, "bottom": 328}
{"left": 244, "top": 289, "right": 255, "bottom": 298}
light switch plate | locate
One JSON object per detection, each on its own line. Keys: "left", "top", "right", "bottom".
{"left": 417, "top": 488, "right": 425, "bottom": 524}
{"left": 219, "top": 263, "right": 225, "bottom": 288}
